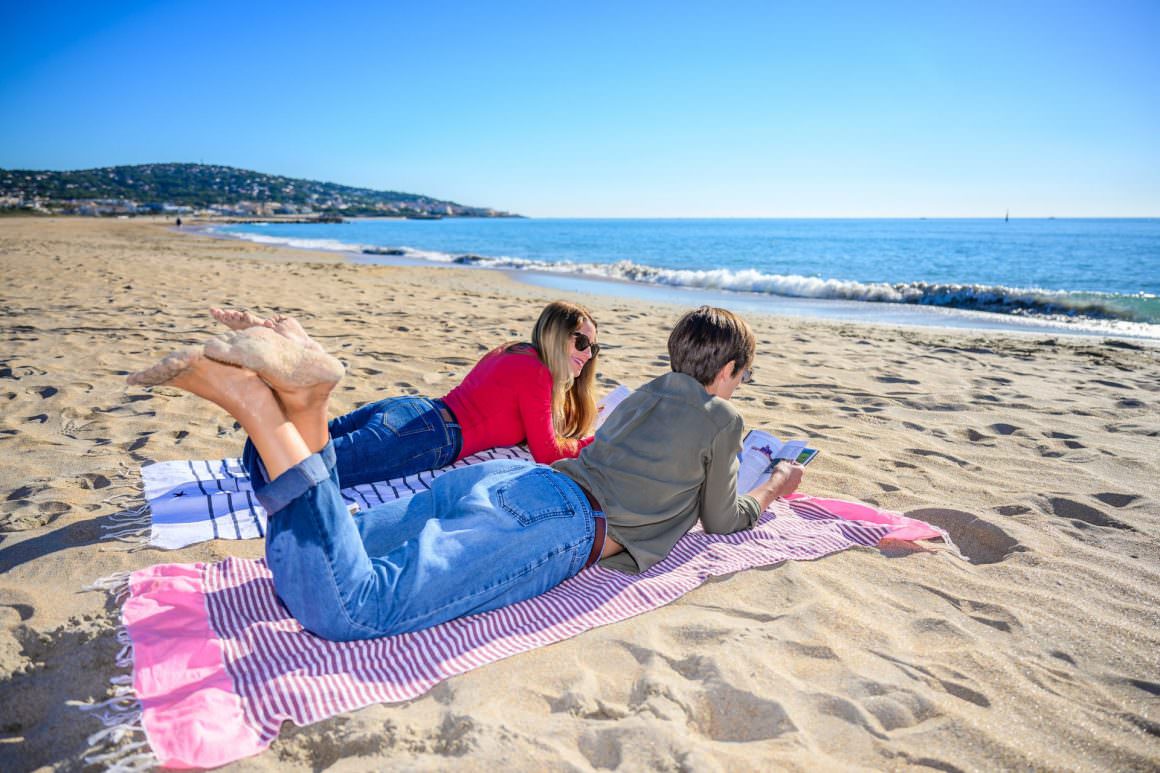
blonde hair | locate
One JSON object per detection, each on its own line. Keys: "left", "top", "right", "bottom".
{"left": 528, "top": 301, "right": 599, "bottom": 441}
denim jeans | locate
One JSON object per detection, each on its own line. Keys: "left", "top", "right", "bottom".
{"left": 245, "top": 443, "right": 599, "bottom": 641}
{"left": 265, "top": 396, "right": 463, "bottom": 490}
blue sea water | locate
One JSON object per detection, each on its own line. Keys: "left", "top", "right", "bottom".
{"left": 213, "top": 218, "right": 1160, "bottom": 340}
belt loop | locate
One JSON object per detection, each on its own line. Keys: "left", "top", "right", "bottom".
{"left": 433, "top": 398, "right": 457, "bottom": 426}
{"left": 584, "top": 513, "right": 606, "bottom": 570}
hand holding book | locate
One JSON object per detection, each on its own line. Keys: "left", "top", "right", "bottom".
{"left": 737, "top": 430, "right": 819, "bottom": 494}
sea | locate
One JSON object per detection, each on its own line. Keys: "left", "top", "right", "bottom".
{"left": 209, "top": 218, "right": 1160, "bottom": 342}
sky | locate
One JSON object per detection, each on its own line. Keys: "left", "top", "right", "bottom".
{"left": 1, "top": 1, "right": 1158, "bottom": 217}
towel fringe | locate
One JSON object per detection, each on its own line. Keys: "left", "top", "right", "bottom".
{"left": 96, "top": 504, "right": 153, "bottom": 548}
{"left": 83, "top": 570, "right": 132, "bottom": 603}
{"left": 105, "top": 505, "right": 149, "bottom": 523}
{"left": 77, "top": 622, "right": 158, "bottom": 773}
{"left": 930, "top": 525, "right": 970, "bottom": 563}
{"left": 84, "top": 739, "right": 156, "bottom": 773}
{"left": 99, "top": 491, "right": 143, "bottom": 507}
{"left": 102, "top": 525, "right": 152, "bottom": 545}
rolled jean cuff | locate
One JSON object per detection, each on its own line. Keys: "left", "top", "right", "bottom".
{"left": 253, "top": 441, "right": 337, "bottom": 515}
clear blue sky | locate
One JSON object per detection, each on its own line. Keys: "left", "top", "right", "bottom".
{"left": 1, "top": 1, "right": 1157, "bottom": 217}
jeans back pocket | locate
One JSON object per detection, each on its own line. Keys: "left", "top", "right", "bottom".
{"left": 379, "top": 397, "right": 437, "bottom": 438}
{"left": 495, "top": 468, "right": 577, "bottom": 526}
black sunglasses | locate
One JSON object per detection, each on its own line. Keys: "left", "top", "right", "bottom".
{"left": 572, "top": 331, "right": 601, "bottom": 357}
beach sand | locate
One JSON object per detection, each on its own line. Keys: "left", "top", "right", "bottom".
{"left": 1, "top": 217, "right": 1158, "bottom": 771}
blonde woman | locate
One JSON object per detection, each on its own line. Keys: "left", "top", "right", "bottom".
{"left": 211, "top": 301, "right": 601, "bottom": 488}
{"left": 127, "top": 305, "right": 798, "bottom": 640}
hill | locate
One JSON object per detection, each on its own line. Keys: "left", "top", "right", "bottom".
{"left": 0, "top": 163, "right": 515, "bottom": 218}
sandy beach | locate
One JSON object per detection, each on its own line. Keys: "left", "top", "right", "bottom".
{"left": 1, "top": 216, "right": 1158, "bottom": 771}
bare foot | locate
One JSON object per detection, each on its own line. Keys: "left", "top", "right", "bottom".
{"left": 127, "top": 346, "right": 205, "bottom": 387}
{"left": 204, "top": 327, "right": 344, "bottom": 394}
{"left": 210, "top": 308, "right": 323, "bottom": 352}
{"left": 126, "top": 345, "right": 274, "bottom": 416}
{"left": 210, "top": 307, "right": 267, "bottom": 331}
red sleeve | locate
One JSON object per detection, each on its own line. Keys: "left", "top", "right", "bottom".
{"left": 515, "top": 359, "right": 585, "bottom": 464}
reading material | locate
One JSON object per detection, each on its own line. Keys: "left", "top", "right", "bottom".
{"left": 594, "top": 384, "right": 633, "bottom": 430}
{"left": 736, "top": 429, "right": 819, "bottom": 492}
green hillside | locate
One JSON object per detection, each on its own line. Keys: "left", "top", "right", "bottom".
{"left": 0, "top": 163, "right": 513, "bottom": 217}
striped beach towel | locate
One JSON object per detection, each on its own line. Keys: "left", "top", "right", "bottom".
{"left": 124, "top": 387, "right": 636, "bottom": 550}
{"left": 131, "top": 445, "right": 535, "bottom": 549}
{"left": 84, "top": 495, "right": 954, "bottom": 769}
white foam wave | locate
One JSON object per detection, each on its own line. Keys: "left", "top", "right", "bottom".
{"left": 219, "top": 232, "right": 371, "bottom": 253}
{"left": 216, "top": 228, "right": 1158, "bottom": 324}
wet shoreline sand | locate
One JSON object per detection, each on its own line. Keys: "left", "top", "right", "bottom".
{"left": 1, "top": 217, "right": 1157, "bottom": 770}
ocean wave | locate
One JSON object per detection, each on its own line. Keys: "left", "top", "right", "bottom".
{"left": 208, "top": 229, "right": 372, "bottom": 253}
{"left": 429, "top": 253, "right": 1159, "bottom": 324}
{"left": 216, "top": 229, "right": 1159, "bottom": 325}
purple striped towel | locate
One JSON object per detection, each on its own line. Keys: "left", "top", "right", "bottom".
{"left": 96, "top": 495, "right": 950, "bottom": 769}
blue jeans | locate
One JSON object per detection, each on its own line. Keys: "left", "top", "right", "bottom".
{"left": 243, "top": 396, "right": 462, "bottom": 490}
{"left": 245, "top": 443, "right": 599, "bottom": 641}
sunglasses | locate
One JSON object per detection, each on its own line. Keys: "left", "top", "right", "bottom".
{"left": 572, "top": 331, "right": 601, "bottom": 357}
{"left": 740, "top": 367, "right": 753, "bottom": 384}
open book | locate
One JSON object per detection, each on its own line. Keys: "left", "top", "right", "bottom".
{"left": 736, "top": 429, "right": 819, "bottom": 493}
{"left": 595, "top": 384, "right": 633, "bottom": 430}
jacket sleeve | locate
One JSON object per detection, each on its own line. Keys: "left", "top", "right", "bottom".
{"left": 698, "top": 415, "right": 762, "bottom": 534}
{"left": 516, "top": 363, "right": 582, "bottom": 463}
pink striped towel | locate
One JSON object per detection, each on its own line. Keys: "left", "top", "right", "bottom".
{"left": 99, "top": 495, "right": 953, "bottom": 769}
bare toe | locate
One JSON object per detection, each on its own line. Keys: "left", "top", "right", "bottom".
{"left": 267, "top": 314, "right": 323, "bottom": 352}
{"left": 210, "top": 308, "right": 268, "bottom": 331}
{"left": 127, "top": 346, "right": 205, "bottom": 386}
{"left": 204, "top": 328, "right": 343, "bottom": 390}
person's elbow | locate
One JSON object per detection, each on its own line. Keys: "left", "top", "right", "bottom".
{"left": 700, "top": 515, "right": 750, "bottom": 535}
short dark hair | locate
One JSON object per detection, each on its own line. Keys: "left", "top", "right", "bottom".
{"left": 667, "top": 306, "right": 756, "bottom": 385}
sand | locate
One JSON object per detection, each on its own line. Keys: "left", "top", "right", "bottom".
{"left": 1, "top": 216, "right": 1157, "bottom": 771}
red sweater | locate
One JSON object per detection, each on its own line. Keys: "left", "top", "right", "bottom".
{"left": 442, "top": 347, "right": 595, "bottom": 463}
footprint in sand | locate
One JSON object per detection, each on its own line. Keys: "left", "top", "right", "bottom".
{"left": 905, "top": 508, "right": 1024, "bottom": 565}
{"left": 1046, "top": 497, "right": 1134, "bottom": 531}
{"left": 919, "top": 585, "right": 1023, "bottom": 633}
{"left": 1127, "top": 678, "right": 1160, "bottom": 697}
{"left": 861, "top": 689, "right": 942, "bottom": 733}
{"left": 990, "top": 423, "right": 1020, "bottom": 436}
{"left": 77, "top": 473, "right": 111, "bottom": 490}
{"left": 874, "top": 652, "right": 992, "bottom": 708}
{"left": 124, "top": 435, "right": 151, "bottom": 453}
{"left": 1094, "top": 492, "right": 1139, "bottom": 508}
{"left": 964, "top": 428, "right": 992, "bottom": 443}
{"left": 906, "top": 448, "right": 973, "bottom": 468}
